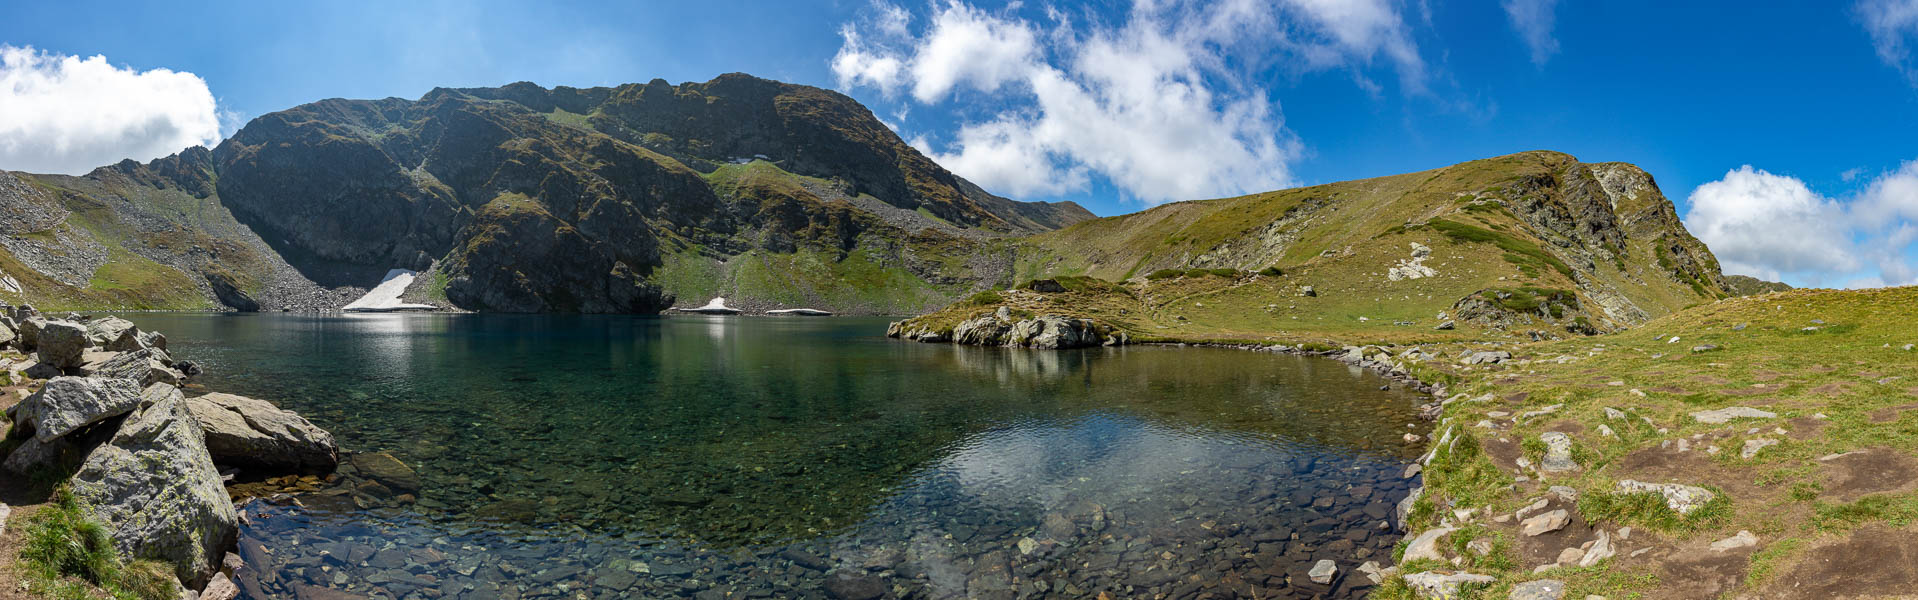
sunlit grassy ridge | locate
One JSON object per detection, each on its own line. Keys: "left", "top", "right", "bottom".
{"left": 1376, "top": 286, "right": 1918, "bottom": 597}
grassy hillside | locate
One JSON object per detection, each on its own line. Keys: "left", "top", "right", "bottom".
{"left": 1374, "top": 286, "right": 1918, "bottom": 598}
{"left": 897, "top": 151, "right": 1728, "bottom": 344}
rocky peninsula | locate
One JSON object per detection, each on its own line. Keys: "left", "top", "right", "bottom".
{"left": 0, "top": 306, "right": 373, "bottom": 599}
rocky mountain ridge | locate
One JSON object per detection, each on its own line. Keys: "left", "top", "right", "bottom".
{"left": 0, "top": 74, "right": 1091, "bottom": 314}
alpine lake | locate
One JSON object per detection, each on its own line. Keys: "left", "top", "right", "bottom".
{"left": 125, "top": 313, "right": 1432, "bottom": 600}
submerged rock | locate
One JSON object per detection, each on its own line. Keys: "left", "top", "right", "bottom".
{"left": 348, "top": 452, "right": 421, "bottom": 494}
{"left": 186, "top": 392, "right": 340, "bottom": 473}
{"left": 70, "top": 383, "right": 237, "bottom": 588}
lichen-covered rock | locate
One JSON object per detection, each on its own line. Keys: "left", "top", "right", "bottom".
{"left": 186, "top": 392, "right": 339, "bottom": 473}
{"left": 9, "top": 376, "right": 145, "bottom": 442}
{"left": 35, "top": 320, "right": 88, "bottom": 369}
{"left": 69, "top": 383, "right": 237, "bottom": 588}
{"left": 1, "top": 434, "right": 75, "bottom": 475}
{"left": 1005, "top": 315, "right": 1101, "bottom": 349}
{"left": 83, "top": 348, "right": 183, "bottom": 387}
{"left": 1402, "top": 571, "right": 1495, "bottom": 599}
{"left": 83, "top": 317, "right": 138, "bottom": 346}
{"left": 1616, "top": 479, "right": 1716, "bottom": 514}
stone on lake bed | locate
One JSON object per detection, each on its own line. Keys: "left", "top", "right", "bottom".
{"left": 1309, "top": 559, "right": 1338, "bottom": 584}
{"left": 347, "top": 451, "right": 421, "bottom": 494}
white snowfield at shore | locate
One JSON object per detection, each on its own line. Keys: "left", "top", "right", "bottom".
{"left": 342, "top": 269, "right": 437, "bottom": 312}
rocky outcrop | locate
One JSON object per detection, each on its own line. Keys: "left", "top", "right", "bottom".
{"left": 6, "top": 376, "right": 145, "bottom": 442}
{"left": 890, "top": 308, "right": 1126, "bottom": 349}
{"left": 83, "top": 348, "right": 184, "bottom": 387}
{"left": 69, "top": 383, "right": 238, "bottom": 588}
{"left": 185, "top": 392, "right": 339, "bottom": 474}
{"left": 36, "top": 319, "right": 88, "bottom": 369}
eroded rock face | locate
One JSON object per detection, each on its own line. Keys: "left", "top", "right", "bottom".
{"left": 35, "top": 320, "right": 88, "bottom": 369}
{"left": 8, "top": 376, "right": 144, "bottom": 442}
{"left": 186, "top": 392, "right": 339, "bottom": 473}
{"left": 898, "top": 308, "right": 1118, "bottom": 349}
{"left": 69, "top": 384, "right": 237, "bottom": 588}
{"left": 85, "top": 348, "right": 184, "bottom": 387}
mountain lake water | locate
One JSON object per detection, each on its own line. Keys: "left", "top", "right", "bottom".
{"left": 126, "top": 313, "right": 1432, "bottom": 599}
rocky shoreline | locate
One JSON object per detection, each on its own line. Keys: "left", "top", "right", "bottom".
{"left": 0, "top": 306, "right": 356, "bottom": 599}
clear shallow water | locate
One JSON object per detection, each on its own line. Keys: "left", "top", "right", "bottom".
{"left": 132, "top": 313, "right": 1429, "bottom": 599}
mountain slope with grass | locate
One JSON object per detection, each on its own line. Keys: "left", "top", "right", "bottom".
{"left": 0, "top": 74, "right": 1091, "bottom": 314}
{"left": 894, "top": 151, "right": 1729, "bottom": 347}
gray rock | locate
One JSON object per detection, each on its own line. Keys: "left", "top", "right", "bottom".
{"left": 1520, "top": 509, "right": 1570, "bottom": 536}
{"left": 35, "top": 320, "right": 88, "bottom": 369}
{"left": 9, "top": 376, "right": 144, "bottom": 442}
{"left": 84, "top": 317, "right": 138, "bottom": 346}
{"left": 824, "top": 572, "right": 885, "bottom": 600}
{"left": 1006, "top": 315, "right": 1102, "bottom": 349}
{"left": 347, "top": 452, "right": 421, "bottom": 494}
{"left": 84, "top": 348, "right": 183, "bottom": 387}
{"left": 200, "top": 572, "right": 239, "bottom": 600}
{"left": 1402, "top": 571, "right": 1495, "bottom": 598}
{"left": 16, "top": 316, "right": 45, "bottom": 349}
{"left": 186, "top": 392, "right": 339, "bottom": 473}
{"left": 1510, "top": 579, "right": 1567, "bottom": 600}
{"left": 1, "top": 434, "right": 75, "bottom": 475}
{"left": 1461, "top": 350, "right": 1512, "bottom": 365}
{"left": 1309, "top": 559, "right": 1338, "bottom": 584}
{"left": 1710, "top": 530, "right": 1757, "bottom": 551}
{"left": 0, "top": 502, "right": 9, "bottom": 536}
{"left": 1741, "top": 438, "right": 1778, "bottom": 459}
{"left": 1690, "top": 407, "right": 1776, "bottom": 424}
{"left": 1397, "top": 484, "right": 1423, "bottom": 531}
{"left": 1577, "top": 530, "right": 1614, "bottom": 567}
{"left": 1434, "top": 320, "right": 1456, "bottom": 330}
{"left": 1401, "top": 527, "right": 1455, "bottom": 562}
{"left": 1616, "top": 480, "right": 1716, "bottom": 514}
{"left": 70, "top": 383, "right": 237, "bottom": 588}
{"left": 1538, "top": 432, "right": 1580, "bottom": 473}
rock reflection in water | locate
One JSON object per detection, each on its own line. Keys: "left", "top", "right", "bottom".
{"left": 127, "top": 314, "right": 1427, "bottom": 599}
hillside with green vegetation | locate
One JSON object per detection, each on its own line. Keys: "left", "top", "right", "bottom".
{"left": 0, "top": 74, "right": 1091, "bottom": 314}
{"left": 894, "top": 151, "right": 1729, "bottom": 347}
{"left": 1368, "top": 286, "right": 1918, "bottom": 598}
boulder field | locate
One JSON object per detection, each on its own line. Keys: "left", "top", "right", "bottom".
{"left": 0, "top": 304, "right": 342, "bottom": 596}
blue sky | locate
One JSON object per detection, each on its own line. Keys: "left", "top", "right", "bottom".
{"left": 3, "top": 0, "right": 1918, "bottom": 288}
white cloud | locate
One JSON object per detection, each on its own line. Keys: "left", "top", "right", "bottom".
{"left": 1501, "top": 0, "right": 1561, "bottom": 66}
{"left": 1859, "top": 0, "right": 1918, "bottom": 85}
{"left": 1684, "top": 163, "right": 1918, "bottom": 288}
{"left": 832, "top": 0, "right": 1431, "bottom": 204}
{"left": 0, "top": 45, "right": 223, "bottom": 175}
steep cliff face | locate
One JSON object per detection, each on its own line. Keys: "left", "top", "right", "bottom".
{"left": 0, "top": 74, "right": 1092, "bottom": 313}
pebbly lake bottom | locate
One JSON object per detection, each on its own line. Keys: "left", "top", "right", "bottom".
{"left": 128, "top": 313, "right": 1431, "bottom": 599}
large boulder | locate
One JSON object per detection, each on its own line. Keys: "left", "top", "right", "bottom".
{"left": 35, "top": 320, "right": 88, "bottom": 369}
{"left": 185, "top": 392, "right": 339, "bottom": 473}
{"left": 69, "top": 383, "right": 237, "bottom": 588}
{"left": 85, "top": 348, "right": 183, "bottom": 387}
{"left": 8, "top": 376, "right": 145, "bottom": 442}
{"left": 1005, "top": 315, "right": 1101, "bottom": 349}
{"left": 84, "top": 317, "right": 138, "bottom": 347}
{"left": 16, "top": 316, "right": 45, "bottom": 350}
{"left": 1, "top": 435, "right": 76, "bottom": 476}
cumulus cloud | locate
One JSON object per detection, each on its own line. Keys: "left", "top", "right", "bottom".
{"left": 1501, "top": 0, "right": 1561, "bottom": 66}
{"left": 830, "top": 0, "right": 1429, "bottom": 204}
{"left": 1859, "top": 0, "right": 1918, "bottom": 85}
{"left": 1684, "top": 163, "right": 1918, "bottom": 288}
{"left": 0, "top": 45, "right": 223, "bottom": 175}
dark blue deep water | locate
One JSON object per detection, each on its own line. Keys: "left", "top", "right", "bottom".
{"left": 128, "top": 313, "right": 1428, "bottom": 599}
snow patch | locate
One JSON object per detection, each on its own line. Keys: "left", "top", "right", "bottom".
{"left": 342, "top": 269, "right": 437, "bottom": 312}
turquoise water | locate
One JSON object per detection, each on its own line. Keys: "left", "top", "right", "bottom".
{"left": 132, "top": 313, "right": 1429, "bottom": 599}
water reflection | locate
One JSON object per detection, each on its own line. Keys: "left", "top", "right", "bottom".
{"left": 131, "top": 315, "right": 1428, "bottom": 599}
